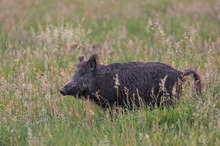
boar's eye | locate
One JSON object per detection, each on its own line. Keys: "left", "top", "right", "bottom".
{"left": 79, "top": 71, "right": 87, "bottom": 76}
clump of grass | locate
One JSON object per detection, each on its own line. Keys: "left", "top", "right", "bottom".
{"left": 38, "top": 22, "right": 91, "bottom": 49}
{"left": 146, "top": 19, "right": 203, "bottom": 69}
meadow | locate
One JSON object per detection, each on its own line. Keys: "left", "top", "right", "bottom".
{"left": 0, "top": 0, "right": 220, "bottom": 145}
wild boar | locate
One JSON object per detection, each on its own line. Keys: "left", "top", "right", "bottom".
{"left": 60, "top": 54, "right": 202, "bottom": 109}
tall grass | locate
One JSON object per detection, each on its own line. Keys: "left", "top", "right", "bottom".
{"left": 0, "top": 0, "right": 220, "bottom": 145}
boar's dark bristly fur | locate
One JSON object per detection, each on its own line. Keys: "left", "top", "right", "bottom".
{"left": 60, "top": 54, "right": 202, "bottom": 109}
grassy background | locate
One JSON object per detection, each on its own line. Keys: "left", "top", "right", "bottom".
{"left": 0, "top": 0, "right": 220, "bottom": 145}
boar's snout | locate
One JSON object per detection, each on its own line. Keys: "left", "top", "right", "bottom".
{"left": 60, "top": 89, "right": 67, "bottom": 96}
{"left": 60, "top": 82, "right": 79, "bottom": 96}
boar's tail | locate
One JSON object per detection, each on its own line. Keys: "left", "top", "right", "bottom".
{"left": 183, "top": 69, "right": 202, "bottom": 97}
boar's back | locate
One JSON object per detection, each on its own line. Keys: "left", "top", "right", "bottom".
{"left": 90, "top": 62, "right": 183, "bottom": 108}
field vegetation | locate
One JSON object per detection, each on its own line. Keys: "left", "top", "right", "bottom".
{"left": 0, "top": 0, "right": 220, "bottom": 145}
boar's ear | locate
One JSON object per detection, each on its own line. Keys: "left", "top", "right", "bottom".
{"left": 87, "top": 54, "right": 98, "bottom": 71}
{"left": 78, "top": 56, "right": 84, "bottom": 62}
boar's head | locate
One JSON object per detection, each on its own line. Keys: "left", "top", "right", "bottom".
{"left": 60, "top": 54, "right": 98, "bottom": 98}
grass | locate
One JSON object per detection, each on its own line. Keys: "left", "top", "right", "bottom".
{"left": 0, "top": 0, "right": 220, "bottom": 145}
